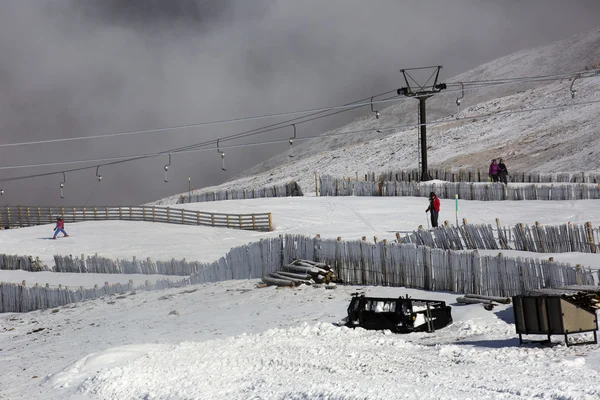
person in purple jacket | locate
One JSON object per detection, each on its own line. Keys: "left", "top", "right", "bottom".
{"left": 489, "top": 159, "right": 500, "bottom": 182}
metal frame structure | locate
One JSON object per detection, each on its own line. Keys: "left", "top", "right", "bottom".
{"left": 397, "top": 66, "right": 447, "bottom": 181}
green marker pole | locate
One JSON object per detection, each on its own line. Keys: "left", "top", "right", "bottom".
{"left": 455, "top": 193, "right": 459, "bottom": 227}
{"left": 188, "top": 176, "right": 191, "bottom": 203}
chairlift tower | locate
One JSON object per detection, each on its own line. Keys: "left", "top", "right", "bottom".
{"left": 397, "top": 66, "right": 446, "bottom": 181}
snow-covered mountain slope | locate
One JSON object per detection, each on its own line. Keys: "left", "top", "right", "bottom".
{"left": 162, "top": 28, "right": 600, "bottom": 201}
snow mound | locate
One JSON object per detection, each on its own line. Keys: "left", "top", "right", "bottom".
{"left": 54, "top": 322, "right": 600, "bottom": 400}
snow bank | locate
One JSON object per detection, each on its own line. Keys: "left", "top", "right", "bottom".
{"left": 54, "top": 322, "right": 600, "bottom": 400}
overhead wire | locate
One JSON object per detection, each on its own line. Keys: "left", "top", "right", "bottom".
{"left": 0, "top": 68, "right": 598, "bottom": 185}
{"left": 0, "top": 67, "right": 596, "bottom": 150}
{"left": 2, "top": 96, "right": 600, "bottom": 179}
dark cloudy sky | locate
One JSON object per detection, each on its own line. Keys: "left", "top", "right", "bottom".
{"left": 1, "top": 0, "right": 599, "bottom": 206}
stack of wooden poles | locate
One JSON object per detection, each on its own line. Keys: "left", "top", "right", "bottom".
{"left": 456, "top": 294, "right": 512, "bottom": 310}
{"left": 261, "top": 259, "right": 337, "bottom": 287}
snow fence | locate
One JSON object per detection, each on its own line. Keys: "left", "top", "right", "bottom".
{"left": 176, "top": 181, "right": 303, "bottom": 204}
{"left": 0, "top": 234, "right": 594, "bottom": 313}
{"left": 319, "top": 175, "right": 600, "bottom": 201}
{"left": 360, "top": 169, "right": 600, "bottom": 184}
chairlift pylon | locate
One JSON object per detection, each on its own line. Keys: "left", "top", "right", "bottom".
{"left": 217, "top": 139, "right": 226, "bottom": 171}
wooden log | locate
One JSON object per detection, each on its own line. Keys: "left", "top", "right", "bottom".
{"left": 261, "top": 276, "right": 294, "bottom": 287}
{"left": 284, "top": 264, "right": 326, "bottom": 276}
{"left": 291, "top": 259, "right": 330, "bottom": 271}
{"left": 276, "top": 271, "right": 312, "bottom": 280}
{"left": 464, "top": 293, "right": 511, "bottom": 304}
{"left": 269, "top": 272, "right": 312, "bottom": 285}
{"left": 456, "top": 297, "right": 496, "bottom": 306}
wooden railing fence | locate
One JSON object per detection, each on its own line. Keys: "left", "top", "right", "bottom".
{"left": 0, "top": 234, "right": 593, "bottom": 313}
{"left": 0, "top": 205, "right": 272, "bottom": 232}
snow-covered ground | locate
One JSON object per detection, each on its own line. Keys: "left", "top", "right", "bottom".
{"left": 3, "top": 281, "right": 599, "bottom": 400}
{"left": 1, "top": 196, "right": 600, "bottom": 399}
{"left": 2, "top": 196, "right": 600, "bottom": 272}
{"left": 4, "top": 30, "right": 600, "bottom": 399}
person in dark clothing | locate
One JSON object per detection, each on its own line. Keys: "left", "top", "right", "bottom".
{"left": 489, "top": 159, "right": 500, "bottom": 182}
{"left": 498, "top": 158, "right": 509, "bottom": 184}
{"left": 425, "top": 192, "right": 441, "bottom": 228}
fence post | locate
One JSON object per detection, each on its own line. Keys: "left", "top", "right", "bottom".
{"left": 382, "top": 239, "right": 388, "bottom": 286}
{"left": 17, "top": 206, "right": 22, "bottom": 227}
{"left": 143, "top": 207, "right": 146, "bottom": 221}
{"left": 238, "top": 215, "right": 242, "bottom": 229}
{"left": 6, "top": 206, "right": 10, "bottom": 228}
{"left": 37, "top": 207, "right": 41, "bottom": 225}
{"left": 105, "top": 206, "right": 108, "bottom": 220}
{"left": 119, "top": 207, "right": 123, "bottom": 220}
{"left": 360, "top": 236, "right": 367, "bottom": 284}
{"left": 252, "top": 214, "right": 256, "bottom": 230}
{"left": 226, "top": 215, "right": 230, "bottom": 228}
{"left": 535, "top": 221, "right": 546, "bottom": 253}
{"left": 268, "top": 213, "right": 273, "bottom": 231}
{"left": 152, "top": 207, "right": 156, "bottom": 222}
{"left": 335, "top": 236, "right": 342, "bottom": 283}
{"left": 167, "top": 207, "right": 170, "bottom": 223}
{"left": 196, "top": 211, "right": 200, "bottom": 225}
{"left": 26, "top": 207, "right": 31, "bottom": 226}
{"left": 130, "top": 206, "right": 133, "bottom": 220}
{"left": 315, "top": 172, "right": 319, "bottom": 196}
{"left": 211, "top": 214, "right": 215, "bottom": 226}
{"left": 72, "top": 207, "right": 76, "bottom": 222}
{"left": 61, "top": 207, "right": 65, "bottom": 220}
{"left": 585, "top": 222, "right": 596, "bottom": 253}
{"left": 181, "top": 209, "right": 184, "bottom": 224}
{"left": 83, "top": 207, "right": 86, "bottom": 221}
{"left": 462, "top": 218, "right": 474, "bottom": 249}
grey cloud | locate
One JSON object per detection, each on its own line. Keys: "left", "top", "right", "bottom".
{"left": 0, "top": 0, "right": 599, "bottom": 206}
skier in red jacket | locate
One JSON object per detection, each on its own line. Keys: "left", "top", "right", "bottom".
{"left": 425, "top": 192, "right": 441, "bottom": 228}
{"left": 53, "top": 216, "right": 69, "bottom": 239}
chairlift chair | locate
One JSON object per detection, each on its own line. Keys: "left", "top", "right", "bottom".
{"left": 217, "top": 139, "right": 226, "bottom": 171}
{"left": 60, "top": 172, "right": 66, "bottom": 199}
{"left": 164, "top": 154, "right": 171, "bottom": 182}
{"left": 289, "top": 124, "right": 296, "bottom": 158}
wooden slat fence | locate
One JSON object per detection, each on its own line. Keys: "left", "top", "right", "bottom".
{"left": 319, "top": 175, "right": 600, "bottom": 201}
{"left": 0, "top": 234, "right": 593, "bottom": 313}
{"left": 398, "top": 222, "right": 600, "bottom": 255}
{"left": 0, "top": 205, "right": 272, "bottom": 232}
{"left": 362, "top": 169, "right": 600, "bottom": 184}
{"left": 177, "top": 181, "right": 303, "bottom": 204}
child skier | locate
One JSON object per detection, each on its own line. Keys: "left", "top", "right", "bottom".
{"left": 53, "top": 216, "right": 69, "bottom": 239}
{"left": 425, "top": 192, "right": 441, "bottom": 228}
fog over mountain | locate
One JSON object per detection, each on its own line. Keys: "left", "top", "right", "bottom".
{"left": 1, "top": 1, "right": 599, "bottom": 205}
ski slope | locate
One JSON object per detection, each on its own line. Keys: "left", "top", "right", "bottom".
{"left": 2, "top": 196, "right": 600, "bottom": 282}
{"left": 0, "top": 196, "right": 600, "bottom": 399}
{"left": 3, "top": 29, "right": 600, "bottom": 399}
